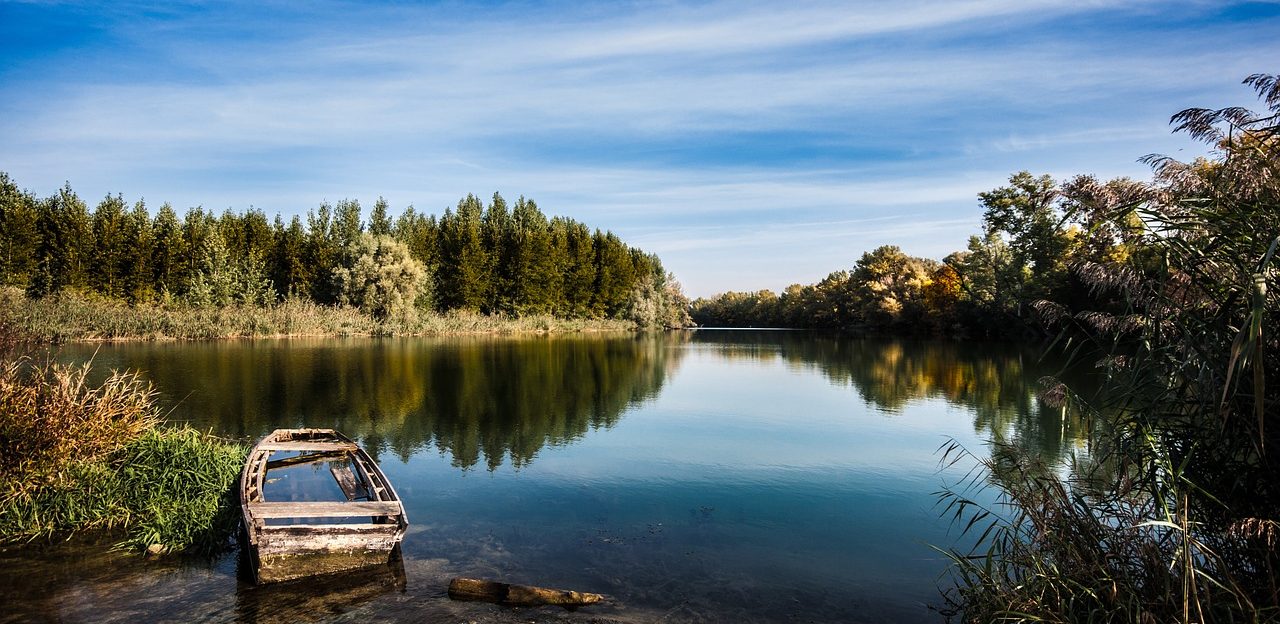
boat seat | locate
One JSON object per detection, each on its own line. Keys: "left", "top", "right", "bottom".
{"left": 247, "top": 500, "right": 402, "bottom": 519}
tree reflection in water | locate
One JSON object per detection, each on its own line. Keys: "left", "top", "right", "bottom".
{"left": 690, "top": 331, "right": 1097, "bottom": 462}
{"left": 66, "top": 331, "right": 1091, "bottom": 470}
{"left": 70, "top": 333, "right": 690, "bottom": 470}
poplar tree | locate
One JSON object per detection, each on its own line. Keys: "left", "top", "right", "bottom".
{"left": 0, "top": 173, "right": 39, "bottom": 288}
{"left": 333, "top": 199, "right": 363, "bottom": 250}
{"left": 482, "top": 193, "right": 512, "bottom": 313}
{"left": 511, "top": 197, "right": 555, "bottom": 315}
{"left": 438, "top": 194, "right": 489, "bottom": 311}
{"left": 91, "top": 194, "right": 128, "bottom": 298}
{"left": 558, "top": 218, "right": 597, "bottom": 317}
{"left": 180, "top": 207, "right": 215, "bottom": 295}
{"left": 271, "top": 215, "right": 310, "bottom": 297}
{"left": 392, "top": 207, "right": 438, "bottom": 276}
{"left": 368, "top": 197, "right": 392, "bottom": 236}
{"left": 31, "top": 183, "right": 92, "bottom": 296}
{"left": 120, "top": 200, "right": 154, "bottom": 302}
{"left": 151, "top": 203, "right": 183, "bottom": 298}
{"left": 592, "top": 230, "right": 635, "bottom": 317}
{"left": 305, "top": 203, "right": 337, "bottom": 302}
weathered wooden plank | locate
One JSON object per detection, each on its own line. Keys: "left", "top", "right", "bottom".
{"left": 247, "top": 501, "right": 402, "bottom": 519}
{"left": 256, "top": 526, "right": 399, "bottom": 554}
{"left": 258, "top": 441, "right": 358, "bottom": 452}
{"left": 448, "top": 578, "right": 606, "bottom": 608}
{"left": 259, "top": 535, "right": 399, "bottom": 553}
{"left": 266, "top": 450, "right": 349, "bottom": 470}
{"left": 330, "top": 464, "right": 366, "bottom": 500}
{"left": 260, "top": 523, "right": 399, "bottom": 534}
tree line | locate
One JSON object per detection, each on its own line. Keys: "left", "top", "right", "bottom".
{"left": 0, "top": 177, "right": 690, "bottom": 328}
{"left": 691, "top": 169, "right": 1151, "bottom": 338}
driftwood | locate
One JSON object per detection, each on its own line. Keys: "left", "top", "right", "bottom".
{"left": 448, "top": 577, "right": 605, "bottom": 609}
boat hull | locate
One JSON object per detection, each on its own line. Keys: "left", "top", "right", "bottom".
{"left": 240, "top": 428, "right": 408, "bottom": 584}
{"left": 253, "top": 529, "right": 403, "bottom": 584}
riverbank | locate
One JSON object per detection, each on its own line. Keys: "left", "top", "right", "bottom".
{"left": 0, "top": 287, "right": 637, "bottom": 343}
{"left": 0, "top": 357, "right": 245, "bottom": 554}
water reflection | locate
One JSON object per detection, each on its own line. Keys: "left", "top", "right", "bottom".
{"left": 27, "top": 331, "right": 1100, "bottom": 623}
{"left": 690, "top": 331, "right": 1096, "bottom": 460}
{"left": 68, "top": 333, "right": 690, "bottom": 471}
{"left": 66, "top": 331, "right": 1091, "bottom": 470}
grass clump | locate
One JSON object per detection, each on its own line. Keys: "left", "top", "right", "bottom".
{"left": 0, "top": 356, "right": 245, "bottom": 554}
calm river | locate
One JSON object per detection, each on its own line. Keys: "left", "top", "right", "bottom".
{"left": 0, "top": 330, "right": 1088, "bottom": 623}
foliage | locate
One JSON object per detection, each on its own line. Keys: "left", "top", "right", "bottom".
{"left": 0, "top": 357, "right": 245, "bottom": 554}
{"left": 626, "top": 270, "right": 693, "bottom": 329}
{"left": 0, "top": 176, "right": 678, "bottom": 327}
{"left": 184, "top": 229, "right": 276, "bottom": 307}
{"left": 0, "top": 285, "right": 637, "bottom": 341}
{"left": 940, "top": 73, "right": 1280, "bottom": 623}
{"left": 333, "top": 233, "right": 430, "bottom": 321}
{"left": 937, "top": 441, "right": 1266, "bottom": 624}
{"left": 690, "top": 246, "right": 942, "bottom": 333}
{"left": 0, "top": 358, "right": 157, "bottom": 492}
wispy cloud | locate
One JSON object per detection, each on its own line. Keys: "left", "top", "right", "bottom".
{"left": 1, "top": 0, "right": 1275, "bottom": 295}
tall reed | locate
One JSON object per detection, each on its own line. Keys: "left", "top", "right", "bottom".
{"left": 0, "top": 355, "right": 245, "bottom": 554}
{"left": 938, "top": 74, "right": 1280, "bottom": 623}
{"left": 0, "top": 286, "right": 637, "bottom": 343}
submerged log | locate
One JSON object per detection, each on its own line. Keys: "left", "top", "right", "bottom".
{"left": 447, "top": 577, "right": 605, "bottom": 609}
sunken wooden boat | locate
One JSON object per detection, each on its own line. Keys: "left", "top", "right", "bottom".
{"left": 240, "top": 428, "right": 408, "bottom": 584}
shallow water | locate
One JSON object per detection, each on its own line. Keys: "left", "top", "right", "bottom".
{"left": 2, "top": 331, "right": 1088, "bottom": 623}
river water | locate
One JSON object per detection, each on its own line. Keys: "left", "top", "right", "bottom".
{"left": 0, "top": 330, "right": 1088, "bottom": 623}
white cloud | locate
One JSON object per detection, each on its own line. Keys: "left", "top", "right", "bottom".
{"left": 0, "top": 0, "right": 1274, "bottom": 296}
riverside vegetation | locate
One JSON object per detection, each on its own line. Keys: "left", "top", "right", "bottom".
{"left": 0, "top": 183, "right": 688, "bottom": 552}
{"left": 0, "top": 183, "right": 691, "bottom": 341}
{"left": 0, "top": 328, "right": 245, "bottom": 554}
{"left": 696, "top": 74, "right": 1280, "bottom": 621}
{"left": 934, "top": 76, "right": 1280, "bottom": 621}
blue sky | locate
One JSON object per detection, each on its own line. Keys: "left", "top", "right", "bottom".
{"left": 1, "top": 1, "right": 1277, "bottom": 297}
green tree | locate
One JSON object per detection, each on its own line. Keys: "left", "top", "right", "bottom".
{"left": 270, "top": 215, "right": 310, "bottom": 297}
{"left": 0, "top": 173, "right": 39, "bottom": 289}
{"left": 510, "top": 197, "right": 556, "bottom": 315}
{"left": 438, "top": 195, "right": 489, "bottom": 311}
{"left": 368, "top": 197, "right": 392, "bottom": 236}
{"left": 120, "top": 200, "right": 154, "bottom": 303}
{"left": 31, "top": 183, "right": 92, "bottom": 296}
{"left": 304, "top": 203, "right": 338, "bottom": 302}
{"left": 481, "top": 193, "right": 512, "bottom": 313}
{"left": 179, "top": 207, "right": 216, "bottom": 295}
{"left": 592, "top": 230, "right": 635, "bottom": 317}
{"left": 185, "top": 229, "right": 275, "bottom": 307}
{"left": 393, "top": 207, "right": 438, "bottom": 278}
{"left": 555, "top": 218, "right": 596, "bottom": 317}
{"left": 979, "top": 172, "right": 1074, "bottom": 312}
{"left": 91, "top": 194, "right": 128, "bottom": 298}
{"left": 333, "top": 199, "right": 363, "bottom": 250}
{"left": 151, "top": 203, "right": 183, "bottom": 298}
{"left": 850, "top": 245, "right": 937, "bottom": 331}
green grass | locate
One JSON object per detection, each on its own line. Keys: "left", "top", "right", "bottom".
{"left": 0, "top": 286, "right": 637, "bottom": 343}
{"left": 0, "top": 355, "right": 246, "bottom": 554}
